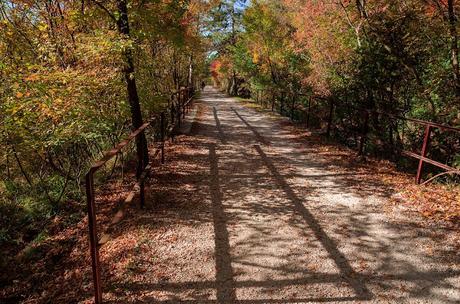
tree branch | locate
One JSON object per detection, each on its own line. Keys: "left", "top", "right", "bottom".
{"left": 89, "top": 0, "right": 118, "bottom": 24}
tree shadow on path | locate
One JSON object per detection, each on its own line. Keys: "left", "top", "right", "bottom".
{"left": 104, "top": 89, "right": 460, "bottom": 303}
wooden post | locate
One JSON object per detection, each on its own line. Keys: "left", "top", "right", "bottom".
{"left": 416, "top": 125, "right": 431, "bottom": 184}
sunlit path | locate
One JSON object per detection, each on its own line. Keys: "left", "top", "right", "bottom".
{"left": 3, "top": 1, "right": 460, "bottom": 303}
{"left": 102, "top": 87, "right": 460, "bottom": 303}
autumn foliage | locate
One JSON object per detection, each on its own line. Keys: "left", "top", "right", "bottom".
{"left": 0, "top": 0, "right": 208, "bottom": 282}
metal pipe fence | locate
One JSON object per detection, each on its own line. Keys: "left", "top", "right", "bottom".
{"left": 85, "top": 86, "right": 195, "bottom": 303}
{"left": 251, "top": 90, "right": 460, "bottom": 184}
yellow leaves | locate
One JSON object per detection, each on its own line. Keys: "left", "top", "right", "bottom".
{"left": 253, "top": 51, "right": 260, "bottom": 63}
{"left": 16, "top": 91, "right": 24, "bottom": 98}
{"left": 0, "top": 20, "right": 8, "bottom": 30}
{"left": 38, "top": 23, "right": 48, "bottom": 32}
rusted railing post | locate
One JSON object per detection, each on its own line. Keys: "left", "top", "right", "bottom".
{"left": 85, "top": 171, "right": 102, "bottom": 304}
{"left": 83, "top": 88, "right": 194, "bottom": 304}
{"left": 416, "top": 125, "right": 431, "bottom": 184}
{"left": 84, "top": 121, "right": 155, "bottom": 303}
{"left": 160, "top": 112, "right": 165, "bottom": 164}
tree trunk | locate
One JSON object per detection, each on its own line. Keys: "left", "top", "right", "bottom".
{"left": 173, "top": 50, "right": 180, "bottom": 91}
{"left": 280, "top": 92, "right": 285, "bottom": 115}
{"left": 11, "top": 144, "right": 32, "bottom": 186}
{"left": 448, "top": 0, "right": 460, "bottom": 97}
{"left": 326, "top": 98, "right": 334, "bottom": 137}
{"left": 116, "top": 0, "right": 148, "bottom": 177}
{"left": 290, "top": 93, "right": 296, "bottom": 121}
{"left": 6, "top": 151, "right": 10, "bottom": 179}
{"left": 228, "top": 4, "right": 238, "bottom": 97}
{"left": 229, "top": 70, "right": 238, "bottom": 96}
{"left": 188, "top": 54, "right": 193, "bottom": 88}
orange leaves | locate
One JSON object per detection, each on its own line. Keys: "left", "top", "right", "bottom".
{"left": 24, "top": 73, "right": 39, "bottom": 82}
{"left": 210, "top": 59, "right": 224, "bottom": 84}
{"left": 282, "top": 0, "right": 354, "bottom": 96}
{"left": 15, "top": 91, "right": 31, "bottom": 98}
{"left": 389, "top": 174, "right": 460, "bottom": 225}
{"left": 11, "top": 74, "right": 39, "bottom": 99}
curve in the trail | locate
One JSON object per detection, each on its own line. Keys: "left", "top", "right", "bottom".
{"left": 103, "top": 86, "right": 460, "bottom": 304}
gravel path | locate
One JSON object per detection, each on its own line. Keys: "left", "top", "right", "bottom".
{"left": 101, "top": 87, "right": 460, "bottom": 303}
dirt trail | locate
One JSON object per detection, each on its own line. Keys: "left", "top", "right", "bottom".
{"left": 100, "top": 87, "right": 460, "bottom": 303}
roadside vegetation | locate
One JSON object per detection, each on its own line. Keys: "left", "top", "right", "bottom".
{"left": 0, "top": 0, "right": 209, "bottom": 284}
{"left": 210, "top": 0, "right": 460, "bottom": 180}
{"left": 1, "top": 0, "right": 459, "bottom": 302}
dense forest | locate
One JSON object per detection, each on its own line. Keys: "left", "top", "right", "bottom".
{"left": 1, "top": 0, "right": 460, "bottom": 302}
{"left": 0, "top": 0, "right": 209, "bottom": 252}
{"left": 210, "top": 0, "right": 460, "bottom": 165}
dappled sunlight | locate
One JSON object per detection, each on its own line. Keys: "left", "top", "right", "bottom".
{"left": 2, "top": 0, "right": 459, "bottom": 303}
{"left": 96, "top": 87, "right": 460, "bottom": 303}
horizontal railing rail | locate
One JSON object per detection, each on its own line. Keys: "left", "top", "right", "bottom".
{"left": 249, "top": 90, "right": 460, "bottom": 184}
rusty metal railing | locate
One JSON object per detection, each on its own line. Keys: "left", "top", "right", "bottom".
{"left": 345, "top": 109, "right": 460, "bottom": 184}
{"left": 369, "top": 111, "right": 460, "bottom": 184}
{"left": 85, "top": 86, "right": 194, "bottom": 304}
{"left": 249, "top": 91, "right": 460, "bottom": 184}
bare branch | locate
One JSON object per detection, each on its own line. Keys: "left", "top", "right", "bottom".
{"left": 89, "top": 0, "right": 118, "bottom": 24}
